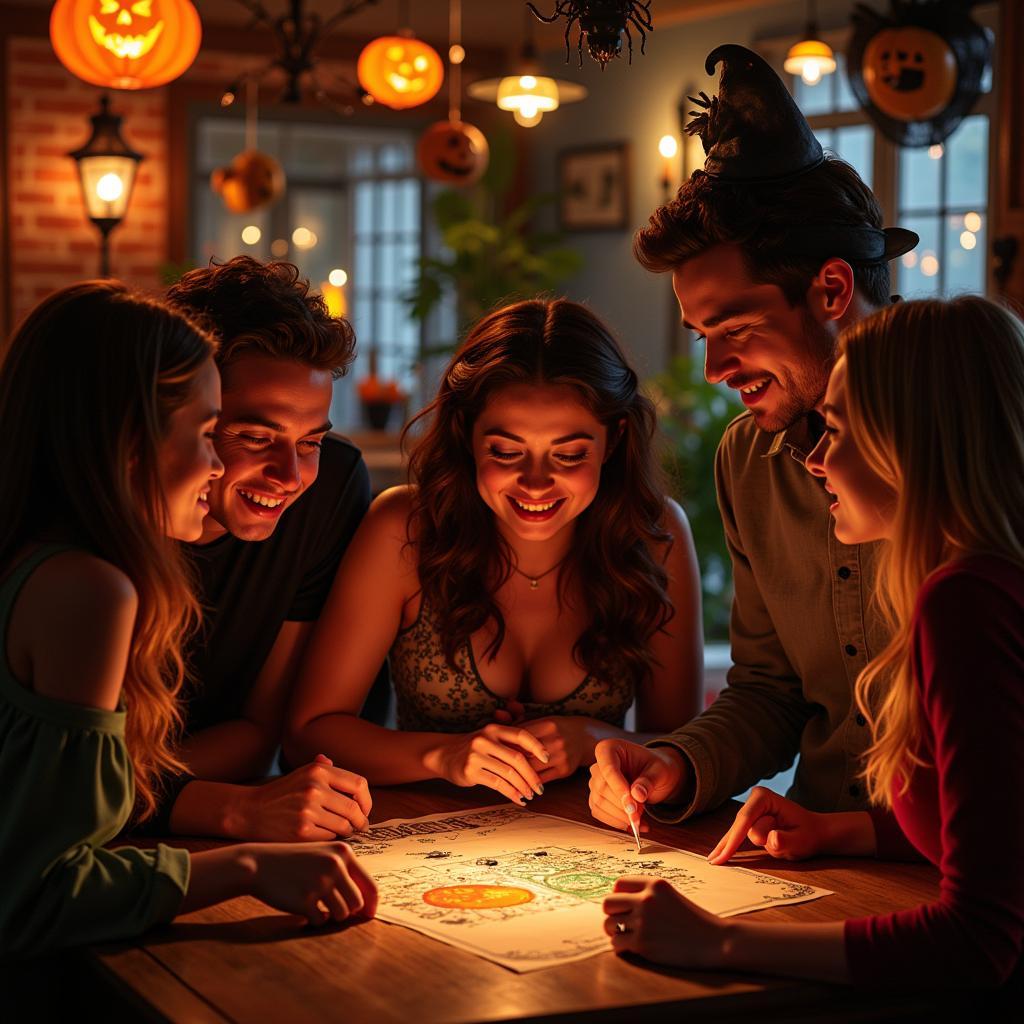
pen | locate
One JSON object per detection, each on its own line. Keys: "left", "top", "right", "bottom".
{"left": 622, "top": 796, "right": 643, "bottom": 854}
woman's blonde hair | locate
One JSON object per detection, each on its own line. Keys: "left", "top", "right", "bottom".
{"left": 0, "top": 281, "right": 218, "bottom": 819}
{"left": 841, "top": 296, "right": 1024, "bottom": 806}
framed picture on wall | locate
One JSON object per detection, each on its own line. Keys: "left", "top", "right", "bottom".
{"left": 558, "top": 142, "right": 630, "bottom": 231}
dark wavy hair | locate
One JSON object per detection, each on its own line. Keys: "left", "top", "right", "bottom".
{"left": 634, "top": 156, "right": 891, "bottom": 308}
{"left": 404, "top": 298, "right": 673, "bottom": 692}
{"left": 166, "top": 255, "right": 356, "bottom": 382}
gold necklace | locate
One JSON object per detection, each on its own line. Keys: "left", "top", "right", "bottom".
{"left": 511, "top": 558, "right": 565, "bottom": 590}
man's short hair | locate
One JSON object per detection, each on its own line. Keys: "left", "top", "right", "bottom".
{"left": 634, "top": 156, "right": 891, "bottom": 309}
{"left": 166, "top": 256, "right": 356, "bottom": 380}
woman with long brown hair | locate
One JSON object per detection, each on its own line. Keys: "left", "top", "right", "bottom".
{"left": 0, "top": 282, "right": 375, "bottom": 957}
{"left": 599, "top": 295, "right": 1024, "bottom": 991}
{"left": 287, "top": 298, "right": 702, "bottom": 802}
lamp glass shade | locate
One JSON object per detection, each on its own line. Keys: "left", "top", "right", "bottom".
{"left": 513, "top": 108, "right": 544, "bottom": 127}
{"left": 357, "top": 34, "right": 444, "bottom": 110}
{"left": 76, "top": 154, "right": 139, "bottom": 220}
{"left": 496, "top": 75, "right": 559, "bottom": 116}
{"left": 783, "top": 38, "right": 837, "bottom": 81}
{"left": 49, "top": 0, "right": 201, "bottom": 90}
{"left": 68, "top": 95, "right": 144, "bottom": 229}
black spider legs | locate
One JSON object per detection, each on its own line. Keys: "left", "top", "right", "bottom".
{"left": 627, "top": 11, "right": 649, "bottom": 56}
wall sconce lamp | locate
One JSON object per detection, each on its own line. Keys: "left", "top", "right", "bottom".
{"left": 658, "top": 133, "right": 678, "bottom": 200}
{"left": 68, "top": 94, "right": 144, "bottom": 278}
{"left": 784, "top": 1, "right": 836, "bottom": 86}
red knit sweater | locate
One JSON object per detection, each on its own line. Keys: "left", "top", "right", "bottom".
{"left": 845, "top": 556, "right": 1024, "bottom": 988}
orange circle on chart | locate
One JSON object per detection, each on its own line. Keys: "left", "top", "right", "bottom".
{"left": 422, "top": 885, "right": 535, "bottom": 909}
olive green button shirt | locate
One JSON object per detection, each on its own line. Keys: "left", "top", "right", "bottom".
{"left": 0, "top": 546, "right": 190, "bottom": 959}
{"left": 650, "top": 411, "right": 888, "bottom": 820}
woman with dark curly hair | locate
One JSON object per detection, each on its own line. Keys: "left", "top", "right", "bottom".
{"left": 287, "top": 298, "right": 702, "bottom": 804}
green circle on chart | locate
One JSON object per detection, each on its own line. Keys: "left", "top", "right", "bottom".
{"left": 544, "top": 872, "right": 617, "bottom": 898}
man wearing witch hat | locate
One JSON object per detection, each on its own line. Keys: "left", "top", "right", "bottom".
{"left": 588, "top": 45, "right": 919, "bottom": 832}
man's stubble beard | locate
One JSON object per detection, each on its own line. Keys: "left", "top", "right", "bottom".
{"left": 753, "top": 308, "right": 838, "bottom": 433}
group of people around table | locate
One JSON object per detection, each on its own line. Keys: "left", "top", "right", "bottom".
{"left": 1, "top": 45, "right": 1021, "bottom": 995}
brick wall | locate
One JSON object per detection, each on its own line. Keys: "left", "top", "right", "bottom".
{"left": 4, "top": 38, "right": 350, "bottom": 328}
{"left": 6, "top": 37, "right": 168, "bottom": 325}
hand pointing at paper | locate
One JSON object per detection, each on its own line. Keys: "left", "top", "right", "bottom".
{"left": 587, "top": 739, "right": 691, "bottom": 833}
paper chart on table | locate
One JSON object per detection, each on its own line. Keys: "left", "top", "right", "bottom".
{"left": 348, "top": 805, "right": 833, "bottom": 972}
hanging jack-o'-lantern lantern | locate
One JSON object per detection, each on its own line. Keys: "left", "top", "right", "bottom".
{"left": 416, "top": 121, "right": 489, "bottom": 186}
{"left": 210, "top": 150, "right": 285, "bottom": 214}
{"left": 862, "top": 25, "right": 957, "bottom": 121}
{"left": 847, "top": 1, "right": 991, "bottom": 148}
{"left": 50, "top": 0, "right": 201, "bottom": 90}
{"left": 357, "top": 33, "right": 444, "bottom": 110}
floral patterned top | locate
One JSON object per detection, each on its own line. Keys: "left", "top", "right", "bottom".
{"left": 390, "top": 601, "right": 635, "bottom": 732}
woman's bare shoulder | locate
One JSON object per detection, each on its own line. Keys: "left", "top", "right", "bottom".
{"left": 14, "top": 551, "right": 138, "bottom": 710}
{"left": 368, "top": 484, "right": 415, "bottom": 521}
{"left": 648, "top": 498, "right": 695, "bottom": 562}
{"left": 23, "top": 549, "right": 137, "bottom": 616}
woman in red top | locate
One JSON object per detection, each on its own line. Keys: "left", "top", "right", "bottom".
{"left": 602, "top": 295, "right": 1024, "bottom": 989}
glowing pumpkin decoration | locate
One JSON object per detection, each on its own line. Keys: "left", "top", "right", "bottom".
{"left": 862, "top": 26, "right": 957, "bottom": 121}
{"left": 416, "top": 121, "right": 489, "bottom": 186}
{"left": 357, "top": 33, "right": 443, "bottom": 110}
{"left": 210, "top": 150, "right": 285, "bottom": 214}
{"left": 50, "top": 0, "right": 201, "bottom": 91}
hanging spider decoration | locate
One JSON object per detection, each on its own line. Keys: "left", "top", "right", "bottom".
{"left": 527, "top": 1, "right": 654, "bottom": 68}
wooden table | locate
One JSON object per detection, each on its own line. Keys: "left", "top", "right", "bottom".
{"left": 86, "top": 778, "right": 948, "bottom": 1023}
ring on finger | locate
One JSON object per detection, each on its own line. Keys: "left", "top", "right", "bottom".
{"left": 615, "top": 921, "right": 628, "bottom": 934}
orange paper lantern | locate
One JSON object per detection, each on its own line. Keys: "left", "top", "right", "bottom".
{"left": 210, "top": 150, "right": 285, "bottom": 214}
{"left": 50, "top": 0, "right": 202, "bottom": 91}
{"left": 417, "top": 121, "right": 489, "bottom": 186}
{"left": 357, "top": 34, "right": 443, "bottom": 110}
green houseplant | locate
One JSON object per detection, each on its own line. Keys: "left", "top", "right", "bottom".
{"left": 406, "top": 129, "right": 583, "bottom": 349}
{"left": 650, "top": 355, "right": 744, "bottom": 642}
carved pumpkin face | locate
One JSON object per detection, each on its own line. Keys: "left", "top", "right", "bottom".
{"left": 50, "top": 0, "right": 201, "bottom": 89}
{"left": 416, "top": 121, "right": 489, "bottom": 185}
{"left": 211, "top": 150, "right": 286, "bottom": 214}
{"left": 89, "top": 0, "right": 164, "bottom": 60}
{"left": 357, "top": 35, "right": 444, "bottom": 110}
{"left": 863, "top": 26, "right": 957, "bottom": 121}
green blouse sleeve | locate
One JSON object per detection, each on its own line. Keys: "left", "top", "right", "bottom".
{"left": 0, "top": 678, "right": 190, "bottom": 959}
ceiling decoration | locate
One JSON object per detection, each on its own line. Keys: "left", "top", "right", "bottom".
{"left": 222, "top": 0, "right": 379, "bottom": 111}
{"left": 527, "top": 0, "right": 654, "bottom": 68}
{"left": 847, "top": 0, "right": 991, "bottom": 146}
{"left": 50, "top": 0, "right": 202, "bottom": 90}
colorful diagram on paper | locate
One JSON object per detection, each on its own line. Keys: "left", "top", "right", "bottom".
{"left": 349, "top": 806, "right": 834, "bottom": 973}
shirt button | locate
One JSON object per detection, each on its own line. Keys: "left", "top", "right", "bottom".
{"left": 856, "top": 713, "right": 867, "bottom": 726}
{"left": 845, "top": 644, "right": 858, "bottom": 656}
{"left": 837, "top": 566, "right": 851, "bottom": 580}
{"left": 849, "top": 784, "right": 860, "bottom": 797}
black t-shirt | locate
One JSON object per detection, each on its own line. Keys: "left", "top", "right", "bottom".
{"left": 181, "top": 435, "right": 370, "bottom": 734}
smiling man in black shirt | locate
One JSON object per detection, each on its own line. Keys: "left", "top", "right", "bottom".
{"left": 149, "top": 257, "right": 376, "bottom": 841}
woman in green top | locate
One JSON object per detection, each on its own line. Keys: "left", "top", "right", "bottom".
{"left": 0, "top": 281, "right": 377, "bottom": 958}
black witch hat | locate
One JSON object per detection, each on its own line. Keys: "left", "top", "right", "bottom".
{"left": 687, "top": 44, "right": 917, "bottom": 262}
